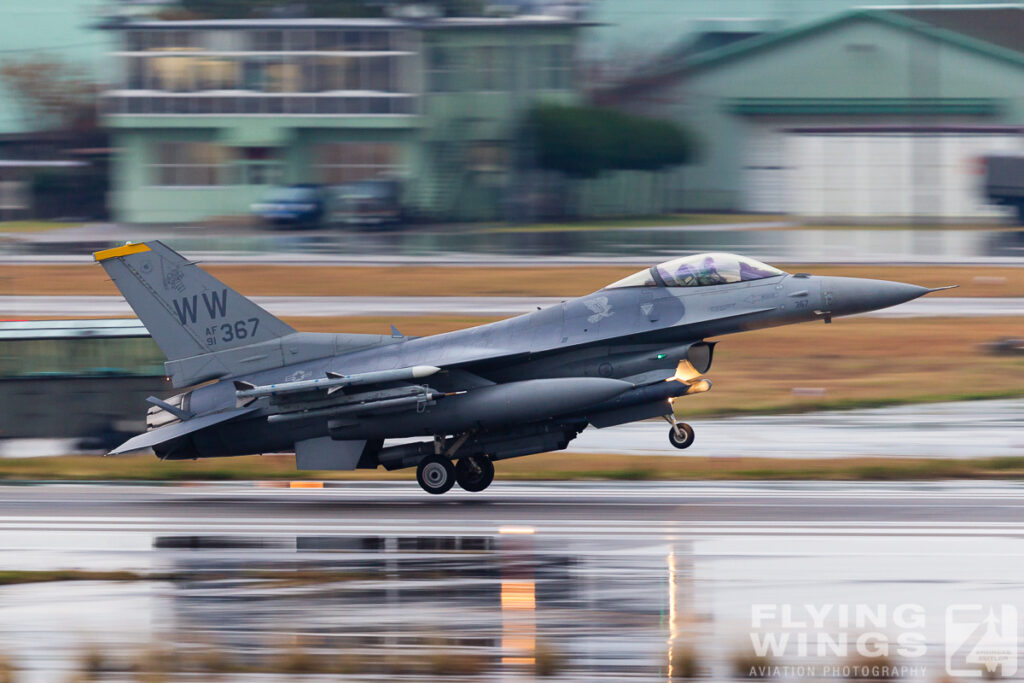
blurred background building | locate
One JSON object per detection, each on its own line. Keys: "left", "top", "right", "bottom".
{"left": 101, "top": 14, "right": 582, "bottom": 223}
{"left": 0, "top": 0, "right": 1022, "bottom": 224}
{"left": 0, "top": 1, "right": 115, "bottom": 221}
{"left": 593, "top": 4, "right": 1024, "bottom": 221}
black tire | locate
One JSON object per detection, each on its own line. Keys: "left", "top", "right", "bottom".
{"left": 455, "top": 456, "right": 495, "bottom": 492}
{"left": 417, "top": 454, "right": 455, "bottom": 494}
{"left": 668, "top": 423, "right": 695, "bottom": 449}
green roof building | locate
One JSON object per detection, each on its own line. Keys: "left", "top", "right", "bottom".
{"left": 597, "top": 6, "right": 1024, "bottom": 220}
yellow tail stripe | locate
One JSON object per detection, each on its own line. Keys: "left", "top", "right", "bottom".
{"left": 93, "top": 243, "right": 151, "bottom": 262}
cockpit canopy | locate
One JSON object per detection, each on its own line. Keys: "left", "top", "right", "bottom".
{"left": 606, "top": 253, "right": 786, "bottom": 289}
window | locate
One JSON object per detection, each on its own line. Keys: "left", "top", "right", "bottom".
{"left": 606, "top": 254, "right": 785, "bottom": 289}
{"left": 242, "top": 59, "right": 268, "bottom": 90}
{"left": 125, "top": 30, "right": 145, "bottom": 52}
{"left": 287, "top": 29, "right": 314, "bottom": 51}
{"left": 468, "top": 142, "right": 508, "bottom": 172}
{"left": 308, "top": 56, "right": 348, "bottom": 91}
{"left": 195, "top": 58, "right": 238, "bottom": 90}
{"left": 316, "top": 30, "right": 344, "bottom": 51}
{"left": 365, "top": 31, "right": 390, "bottom": 51}
{"left": 343, "top": 31, "right": 363, "bottom": 50}
{"left": 553, "top": 44, "right": 574, "bottom": 89}
{"left": 536, "top": 44, "right": 573, "bottom": 91}
{"left": 150, "top": 142, "right": 233, "bottom": 187}
{"left": 144, "top": 30, "right": 194, "bottom": 51}
{"left": 150, "top": 56, "right": 195, "bottom": 91}
{"left": 125, "top": 57, "right": 145, "bottom": 89}
{"left": 427, "top": 47, "right": 455, "bottom": 92}
{"left": 253, "top": 30, "right": 284, "bottom": 51}
{"left": 365, "top": 56, "right": 394, "bottom": 92}
{"left": 477, "top": 46, "right": 506, "bottom": 92}
{"left": 238, "top": 147, "right": 283, "bottom": 186}
{"left": 314, "top": 143, "right": 402, "bottom": 184}
{"left": 266, "top": 62, "right": 301, "bottom": 92}
{"left": 657, "top": 253, "right": 785, "bottom": 287}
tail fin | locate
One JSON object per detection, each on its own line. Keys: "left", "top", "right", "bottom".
{"left": 94, "top": 241, "right": 295, "bottom": 361}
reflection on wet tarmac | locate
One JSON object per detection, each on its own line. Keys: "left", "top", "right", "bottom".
{"left": 2, "top": 483, "right": 1024, "bottom": 681}
{"left": 0, "top": 530, "right": 697, "bottom": 680}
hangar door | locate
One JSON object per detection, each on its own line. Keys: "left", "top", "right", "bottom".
{"left": 741, "top": 124, "right": 789, "bottom": 214}
{"left": 786, "top": 131, "right": 1022, "bottom": 219}
{"left": 741, "top": 126, "right": 1023, "bottom": 218}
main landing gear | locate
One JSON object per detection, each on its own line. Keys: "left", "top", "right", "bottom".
{"left": 416, "top": 435, "right": 496, "bottom": 494}
{"left": 664, "top": 415, "right": 695, "bottom": 449}
{"left": 455, "top": 455, "right": 494, "bottom": 492}
{"left": 416, "top": 454, "right": 455, "bottom": 495}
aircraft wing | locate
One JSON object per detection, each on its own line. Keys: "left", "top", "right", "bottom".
{"left": 109, "top": 406, "right": 260, "bottom": 455}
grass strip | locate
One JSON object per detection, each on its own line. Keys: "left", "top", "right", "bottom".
{"left": 2, "top": 264, "right": 1021, "bottom": 297}
{"left": 0, "top": 221, "right": 80, "bottom": 234}
{"left": 4, "top": 453, "right": 1024, "bottom": 482}
{"left": 0, "top": 568, "right": 376, "bottom": 586}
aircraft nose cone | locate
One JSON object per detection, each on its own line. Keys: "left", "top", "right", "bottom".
{"left": 821, "top": 276, "right": 930, "bottom": 317}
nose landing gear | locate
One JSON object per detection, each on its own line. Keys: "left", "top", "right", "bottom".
{"left": 664, "top": 415, "right": 695, "bottom": 449}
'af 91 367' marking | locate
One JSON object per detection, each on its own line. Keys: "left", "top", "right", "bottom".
{"left": 205, "top": 318, "right": 259, "bottom": 346}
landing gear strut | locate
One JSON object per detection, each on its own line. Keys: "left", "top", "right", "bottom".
{"left": 417, "top": 454, "right": 455, "bottom": 494}
{"left": 664, "top": 415, "right": 695, "bottom": 449}
{"left": 456, "top": 455, "right": 495, "bottom": 492}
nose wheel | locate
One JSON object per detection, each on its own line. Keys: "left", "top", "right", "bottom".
{"left": 664, "top": 416, "right": 695, "bottom": 449}
{"left": 456, "top": 455, "right": 495, "bottom": 492}
{"left": 417, "top": 454, "right": 455, "bottom": 495}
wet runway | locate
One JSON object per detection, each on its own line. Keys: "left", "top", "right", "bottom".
{"left": 2, "top": 398, "right": 1020, "bottom": 460}
{"left": 4, "top": 222, "right": 1023, "bottom": 266}
{"left": 2, "top": 482, "right": 1024, "bottom": 681}
{"left": 570, "top": 398, "right": 1024, "bottom": 458}
{"left": 1, "top": 294, "right": 1018, "bottom": 318}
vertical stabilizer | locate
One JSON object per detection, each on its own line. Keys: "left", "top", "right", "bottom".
{"left": 94, "top": 241, "right": 295, "bottom": 361}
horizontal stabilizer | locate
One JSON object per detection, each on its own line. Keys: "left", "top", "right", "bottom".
{"left": 145, "top": 396, "right": 193, "bottom": 421}
{"left": 108, "top": 406, "right": 259, "bottom": 455}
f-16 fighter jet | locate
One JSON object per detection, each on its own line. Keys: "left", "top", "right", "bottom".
{"left": 95, "top": 242, "right": 949, "bottom": 493}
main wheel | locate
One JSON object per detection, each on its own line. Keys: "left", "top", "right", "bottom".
{"left": 668, "top": 423, "right": 695, "bottom": 449}
{"left": 417, "top": 454, "right": 455, "bottom": 495}
{"left": 456, "top": 456, "right": 495, "bottom": 492}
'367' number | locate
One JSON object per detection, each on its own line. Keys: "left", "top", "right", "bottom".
{"left": 221, "top": 317, "right": 260, "bottom": 342}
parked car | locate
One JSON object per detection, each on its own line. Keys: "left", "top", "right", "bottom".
{"left": 332, "top": 179, "right": 403, "bottom": 228}
{"left": 251, "top": 184, "right": 328, "bottom": 228}
{"left": 983, "top": 155, "right": 1024, "bottom": 224}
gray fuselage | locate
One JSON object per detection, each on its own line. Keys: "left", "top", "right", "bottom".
{"left": 178, "top": 271, "right": 830, "bottom": 456}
